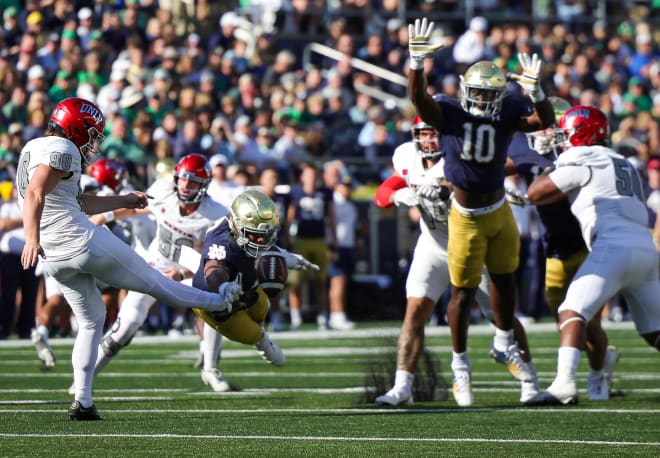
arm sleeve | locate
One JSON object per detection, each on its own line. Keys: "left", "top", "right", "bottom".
{"left": 374, "top": 175, "right": 407, "bottom": 208}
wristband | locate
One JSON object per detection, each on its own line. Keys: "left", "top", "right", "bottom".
{"left": 179, "top": 269, "right": 186, "bottom": 281}
{"left": 409, "top": 57, "right": 424, "bottom": 70}
{"left": 530, "top": 87, "right": 546, "bottom": 103}
{"left": 102, "top": 211, "right": 115, "bottom": 223}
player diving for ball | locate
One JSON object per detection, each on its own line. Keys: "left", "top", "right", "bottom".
{"left": 191, "top": 189, "right": 319, "bottom": 371}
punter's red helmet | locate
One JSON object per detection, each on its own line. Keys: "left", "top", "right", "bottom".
{"left": 48, "top": 97, "right": 105, "bottom": 165}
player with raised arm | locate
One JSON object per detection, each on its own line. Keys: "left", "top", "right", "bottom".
{"left": 406, "top": 18, "right": 555, "bottom": 405}
{"left": 192, "top": 189, "right": 319, "bottom": 366}
{"left": 526, "top": 105, "right": 660, "bottom": 405}
{"left": 373, "top": 117, "right": 539, "bottom": 406}
{"left": 17, "top": 97, "right": 234, "bottom": 421}
{"left": 506, "top": 97, "right": 620, "bottom": 401}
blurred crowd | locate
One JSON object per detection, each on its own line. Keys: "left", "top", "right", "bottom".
{"left": 1, "top": 2, "right": 660, "bottom": 186}
{"left": 1, "top": 0, "right": 660, "bottom": 337}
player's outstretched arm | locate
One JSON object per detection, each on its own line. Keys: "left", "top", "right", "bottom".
{"left": 274, "top": 248, "right": 320, "bottom": 272}
{"left": 80, "top": 191, "right": 151, "bottom": 215}
{"left": 407, "top": 17, "right": 445, "bottom": 130}
{"left": 509, "top": 53, "right": 555, "bottom": 130}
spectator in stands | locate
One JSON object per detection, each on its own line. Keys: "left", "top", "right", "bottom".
{"left": 206, "top": 153, "right": 245, "bottom": 209}
{"left": 101, "top": 114, "right": 147, "bottom": 181}
{"left": 453, "top": 16, "right": 494, "bottom": 72}
{"left": 172, "top": 117, "right": 204, "bottom": 160}
{"left": 2, "top": 86, "right": 28, "bottom": 125}
{"left": 261, "top": 50, "right": 298, "bottom": 97}
{"left": 208, "top": 11, "right": 240, "bottom": 54}
{"left": 2, "top": 7, "right": 22, "bottom": 52}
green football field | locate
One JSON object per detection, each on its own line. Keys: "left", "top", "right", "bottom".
{"left": 0, "top": 321, "right": 658, "bottom": 457}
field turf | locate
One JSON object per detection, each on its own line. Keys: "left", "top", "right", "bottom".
{"left": 0, "top": 321, "right": 658, "bottom": 457}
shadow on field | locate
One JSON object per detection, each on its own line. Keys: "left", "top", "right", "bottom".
{"left": 360, "top": 337, "right": 448, "bottom": 404}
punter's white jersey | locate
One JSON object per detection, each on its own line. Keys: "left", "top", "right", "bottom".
{"left": 392, "top": 142, "right": 449, "bottom": 244}
{"left": 549, "top": 145, "right": 651, "bottom": 250}
{"left": 15, "top": 136, "right": 95, "bottom": 261}
{"left": 145, "top": 180, "right": 228, "bottom": 271}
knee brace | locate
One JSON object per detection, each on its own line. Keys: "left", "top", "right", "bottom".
{"left": 559, "top": 315, "right": 585, "bottom": 331}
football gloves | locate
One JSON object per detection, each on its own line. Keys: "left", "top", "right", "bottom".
{"left": 505, "top": 187, "right": 531, "bottom": 207}
{"left": 510, "top": 53, "right": 545, "bottom": 102}
{"left": 279, "top": 249, "right": 320, "bottom": 272}
{"left": 408, "top": 17, "right": 444, "bottom": 70}
{"left": 417, "top": 184, "right": 451, "bottom": 201}
{"left": 393, "top": 187, "right": 419, "bottom": 207}
{"left": 217, "top": 275, "right": 242, "bottom": 312}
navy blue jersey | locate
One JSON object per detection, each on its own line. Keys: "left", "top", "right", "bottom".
{"left": 507, "top": 133, "right": 586, "bottom": 259}
{"left": 192, "top": 218, "right": 259, "bottom": 293}
{"left": 434, "top": 94, "right": 531, "bottom": 193}
{"left": 289, "top": 185, "right": 333, "bottom": 238}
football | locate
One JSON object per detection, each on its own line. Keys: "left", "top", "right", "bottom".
{"left": 256, "top": 251, "right": 288, "bottom": 297}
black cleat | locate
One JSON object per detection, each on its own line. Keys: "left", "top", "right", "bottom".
{"left": 68, "top": 401, "right": 102, "bottom": 421}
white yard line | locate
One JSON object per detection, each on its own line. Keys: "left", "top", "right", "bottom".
{"left": 0, "top": 431, "right": 658, "bottom": 447}
{"left": 0, "top": 321, "right": 637, "bottom": 348}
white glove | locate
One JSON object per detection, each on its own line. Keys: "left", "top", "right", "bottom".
{"left": 393, "top": 187, "right": 419, "bottom": 207}
{"left": 417, "top": 184, "right": 451, "bottom": 201}
{"left": 279, "top": 249, "right": 320, "bottom": 272}
{"left": 505, "top": 187, "right": 531, "bottom": 207}
{"left": 417, "top": 185, "right": 440, "bottom": 200}
{"left": 408, "top": 17, "right": 444, "bottom": 70}
{"left": 510, "top": 53, "right": 545, "bottom": 102}
{"left": 217, "top": 276, "right": 242, "bottom": 312}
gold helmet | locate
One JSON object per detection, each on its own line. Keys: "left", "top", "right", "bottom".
{"left": 526, "top": 96, "right": 572, "bottom": 156}
{"left": 229, "top": 190, "right": 280, "bottom": 258}
{"left": 459, "top": 61, "right": 507, "bottom": 118}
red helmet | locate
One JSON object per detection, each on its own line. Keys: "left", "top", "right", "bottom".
{"left": 174, "top": 154, "right": 211, "bottom": 203}
{"left": 411, "top": 115, "right": 441, "bottom": 159}
{"left": 48, "top": 97, "right": 106, "bottom": 165}
{"left": 557, "top": 105, "right": 609, "bottom": 149}
{"left": 90, "top": 158, "right": 127, "bottom": 192}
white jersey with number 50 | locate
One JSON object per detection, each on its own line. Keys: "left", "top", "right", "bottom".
{"left": 15, "top": 136, "right": 95, "bottom": 261}
{"left": 549, "top": 146, "right": 651, "bottom": 250}
{"left": 145, "top": 179, "right": 227, "bottom": 271}
{"left": 549, "top": 145, "right": 660, "bottom": 334}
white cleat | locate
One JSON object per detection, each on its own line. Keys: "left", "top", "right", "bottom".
{"left": 525, "top": 379, "right": 578, "bottom": 406}
{"left": 328, "top": 316, "right": 356, "bottom": 331}
{"left": 201, "top": 369, "right": 231, "bottom": 392}
{"left": 255, "top": 332, "right": 285, "bottom": 366}
{"left": 375, "top": 388, "right": 414, "bottom": 406}
{"left": 520, "top": 377, "right": 540, "bottom": 403}
{"left": 31, "top": 329, "right": 56, "bottom": 368}
{"left": 452, "top": 369, "right": 473, "bottom": 407}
